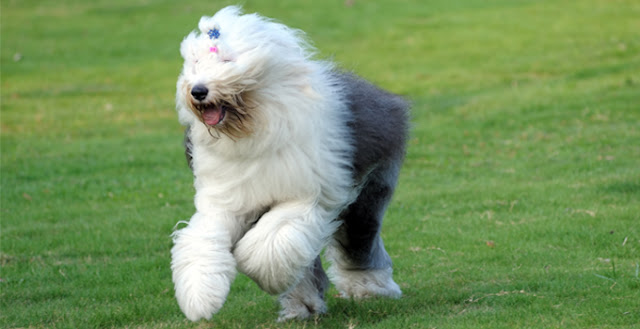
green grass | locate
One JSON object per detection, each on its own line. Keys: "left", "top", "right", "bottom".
{"left": 2, "top": 0, "right": 639, "bottom": 328}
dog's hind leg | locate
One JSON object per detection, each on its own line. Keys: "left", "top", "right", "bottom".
{"left": 326, "top": 162, "right": 402, "bottom": 299}
{"left": 277, "top": 256, "right": 329, "bottom": 321}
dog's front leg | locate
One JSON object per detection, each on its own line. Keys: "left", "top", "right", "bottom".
{"left": 170, "top": 211, "right": 244, "bottom": 321}
{"left": 234, "top": 201, "right": 340, "bottom": 295}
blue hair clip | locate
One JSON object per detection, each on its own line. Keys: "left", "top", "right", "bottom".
{"left": 208, "top": 27, "right": 220, "bottom": 39}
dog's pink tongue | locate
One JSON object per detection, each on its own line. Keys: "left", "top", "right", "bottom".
{"left": 203, "top": 106, "right": 223, "bottom": 126}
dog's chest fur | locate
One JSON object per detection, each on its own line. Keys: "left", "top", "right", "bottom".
{"left": 187, "top": 118, "right": 354, "bottom": 216}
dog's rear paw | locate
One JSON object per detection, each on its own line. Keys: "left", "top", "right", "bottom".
{"left": 329, "top": 267, "right": 402, "bottom": 299}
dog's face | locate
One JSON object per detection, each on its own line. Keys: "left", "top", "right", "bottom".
{"left": 176, "top": 17, "right": 258, "bottom": 138}
{"left": 176, "top": 7, "right": 313, "bottom": 139}
{"left": 181, "top": 57, "right": 256, "bottom": 135}
{"left": 176, "top": 7, "right": 273, "bottom": 139}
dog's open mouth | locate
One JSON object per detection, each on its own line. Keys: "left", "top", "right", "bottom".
{"left": 196, "top": 103, "right": 227, "bottom": 126}
{"left": 189, "top": 93, "right": 254, "bottom": 138}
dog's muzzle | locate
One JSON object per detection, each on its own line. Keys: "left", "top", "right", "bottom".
{"left": 190, "top": 84, "right": 226, "bottom": 126}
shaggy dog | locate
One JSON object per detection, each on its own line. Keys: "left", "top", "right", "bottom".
{"left": 170, "top": 6, "right": 409, "bottom": 322}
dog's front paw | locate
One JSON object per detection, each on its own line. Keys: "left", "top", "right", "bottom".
{"left": 234, "top": 223, "right": 313, "bottom": 294}
{"left": 171, "top": 228, "right": 237, "bottom": 321}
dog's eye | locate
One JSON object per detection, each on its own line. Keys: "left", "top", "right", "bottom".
{"left": 191, "top": 60, "right": 199, "bottom": 74}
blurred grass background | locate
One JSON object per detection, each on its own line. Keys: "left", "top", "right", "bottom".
{"left": 1, "top": 0, "right": 639, "bottom": 328}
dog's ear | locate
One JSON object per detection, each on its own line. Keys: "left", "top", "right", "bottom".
{"left": 180, "top": 32, "right": 200, "bottom": 61}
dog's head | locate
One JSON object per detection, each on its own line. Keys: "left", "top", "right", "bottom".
{"left": 176, "top": 6, "right": 315, "bottom": 139}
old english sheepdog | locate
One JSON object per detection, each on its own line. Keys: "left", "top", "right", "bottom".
{"left": 170, "top": 6, "right": 409, "bottom": 322}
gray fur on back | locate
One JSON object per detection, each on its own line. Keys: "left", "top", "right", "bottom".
{"left": 335, "top": 72, "right": 409, "bottom": 181}
{"left": 331, "top": 71, "right": 409, "bottom": 270}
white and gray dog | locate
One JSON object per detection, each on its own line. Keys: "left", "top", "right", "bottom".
{"left": 171, "top": 6, "right": 409, "bottom": 322}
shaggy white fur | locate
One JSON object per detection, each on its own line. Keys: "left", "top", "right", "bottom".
{"left": 170, "top": 6, "right": 408, "bottom": 322}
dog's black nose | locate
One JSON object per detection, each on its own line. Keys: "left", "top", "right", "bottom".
{"left": 191, "top": 84, "right": 209, "bottom": 101}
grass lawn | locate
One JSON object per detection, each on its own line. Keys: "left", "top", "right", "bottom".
{"left": 2, "top": 0, "right": 639, "bottom": 328}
